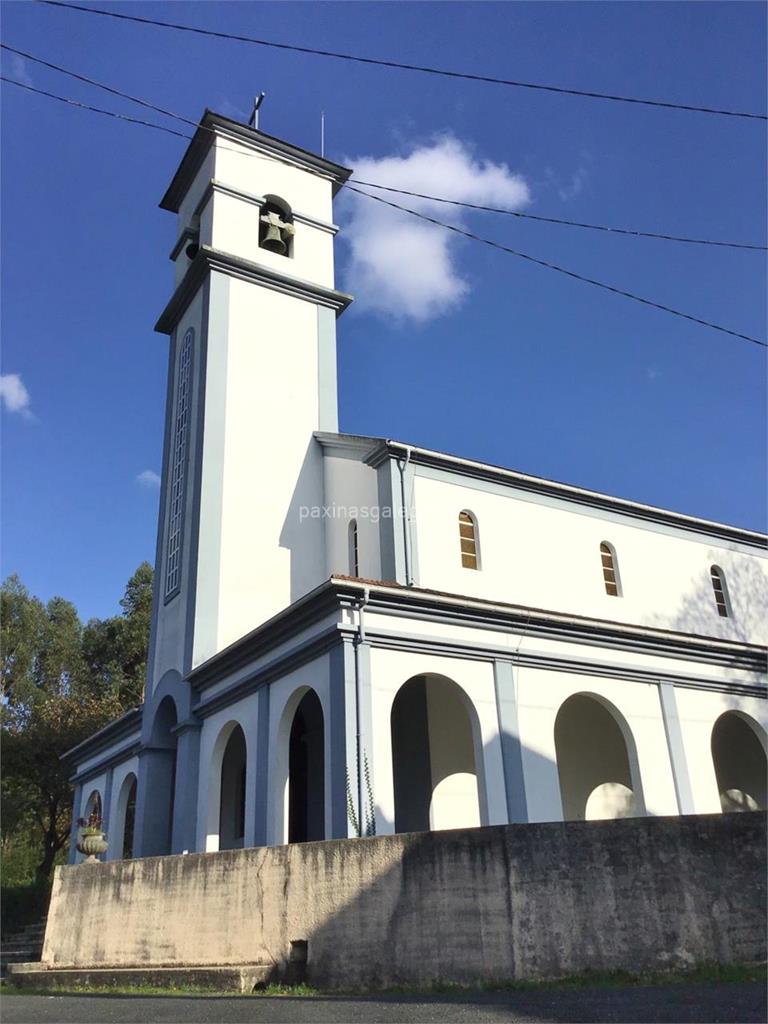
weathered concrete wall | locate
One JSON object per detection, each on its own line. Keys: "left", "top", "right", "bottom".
{"left": 43, "top": 814, "right": 766, "bottom": 988}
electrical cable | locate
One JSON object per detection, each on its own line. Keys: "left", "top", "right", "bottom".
{"left": 37, "top": 0, "right": 767, "bottom": 120}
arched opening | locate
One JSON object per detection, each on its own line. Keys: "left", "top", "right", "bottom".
{"left": 219, "top": 725, "right": 247, "bottom": 850}
{"left": 554, "top": 694, "right": 645, "bottom": 821}
{"left": 142, "top": 696, "right": 179, "bottom": 856}
{"left": 599, "top": 542, "right": 621, "bottom": 597}
{"left": 458, "top": 511, "right": 480, "bottom": 570}
{"left": 83, "top": 789, "right": 102, "bottom": 827}
{"left": 710, "top": 566, "right": 731, "bottom": 618}
{"left": 348, "top": 519, "right": 360, "bottom": 577}
{"left": 391, "top": 674, "right": 481, "bottom": 833}
{"left": 259, "top": 194, "right": 294, "bottom": 257}
{"left": 288, "top": 690, "right": 325, "bottom": 843}
{"left": 711, "top": 712, "right": 766, "bottom": 812}
{"left": 112, "top": 773, "right": 137, "bottom": 860}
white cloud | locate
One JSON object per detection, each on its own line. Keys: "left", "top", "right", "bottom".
{"left": 341, "top": 137, "right": 530, "bottom": 322}
{"left": 136, "top": 469, "right": 161, "bottom": 489}
{"left": 9, "top": 54, "right": 33, "bottom": 87}
{"left": 0, "top": 373, "right": 32, "bottom": 418}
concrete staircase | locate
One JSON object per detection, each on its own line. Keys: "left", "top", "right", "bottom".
{"left": 1, "top": 920, "right": 46, "bottom": 980}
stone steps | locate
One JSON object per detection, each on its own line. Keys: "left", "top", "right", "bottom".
{"left": 1, "top": 918, "right": 47, "bottom": 980}
{"left": 7, "top": 963, "right": 279, "bottom": 994}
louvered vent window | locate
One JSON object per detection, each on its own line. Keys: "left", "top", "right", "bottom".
{"left": 600, "top": 542, "right": 621, "bottom": 597}
{"left": 165, "top": 328, "right": 194, "bottom": 599}
{"left": 459, "top": 511, "right": 480, "bottom": 570}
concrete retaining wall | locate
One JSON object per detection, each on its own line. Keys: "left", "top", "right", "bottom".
{"left": 43, "top": 814, "right": 766, "bottom": 988}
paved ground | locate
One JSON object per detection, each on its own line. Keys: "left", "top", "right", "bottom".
{"left": 2, "top": 981, "right": 765, "bottom": 1023}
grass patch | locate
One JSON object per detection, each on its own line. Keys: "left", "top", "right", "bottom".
{"left": 2, "top": 962, "right": 764, "bottom": 999}
{"left": 373, "top": 961, "right": 767, "bottom": 995}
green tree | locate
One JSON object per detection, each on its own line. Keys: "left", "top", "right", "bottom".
{"left": 81, "top": 562, "right": 153, "bottom": 707}
{"left": 1, "top": 565, "right": 153, "bottom": 879}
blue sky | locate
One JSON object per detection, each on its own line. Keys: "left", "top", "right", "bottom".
{"left": 1, "top": 1, "right": 766, "bottom": 621}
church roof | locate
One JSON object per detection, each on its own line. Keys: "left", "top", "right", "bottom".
{"left": 314, "top": 431, "right": 766, "bottom": 549}
{"left": 160, "top": 110, "right": 352, "bottom": 213}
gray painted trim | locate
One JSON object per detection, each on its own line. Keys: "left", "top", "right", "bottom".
{"left": 375, "top": 461, "right": 400, "bottom": 583}
{"left": 145, "top": 327, "right": 178, "bottom": 694}
{"left": 64, "top": 708, "right": 142, "bottom": 765}
{"left": 169, "top": 226, "right": 199, "bottom": 262}
{"left": 493, "top": 661, "right": 528, "bottom": 824}
{"left": 316, "top": 306, "right": 339, "bottom": 433}
{"left": 329, "top": 639, "right": 358, "bottom": 837}
{"left": 156, "top": 246, "right": 353, "bottom": 334}
{"left": 195, "top": 626, "right": 342, "bottom": 714}
{"left": 68, "top": 783, "right": 82, "bottom": 864}
{"left": 186, "top": 578, "right": 765, "bottom": 696}
{"left": 101, "top": 767, "right": 115, "bottom": 839}
{"left": 164, "top": 325, "right": 197, "bottom": 607}
{"left": 658, "top": 682, "right": 696, "bottom": 814}
{"left": 253, "top": 686, "right": 271, "bottom": 846}
{"left": 71, "top": 743, "right": 142, "bottom": 787}
{"left": 184, "top": 274, "right": 226, "bottom": 675}
{"left": 193, "top": 180, "right": 339, "bottom": 234}
{"left": 365, "top": 626, "right": 765, "bottom": 696}
{"left": 355, "top": 585, "right": 766, "bottom": 672}
{"left": 160, "top": 111, "right": 352, "bottom": 212}
{"left": 364, "top": 443, "right": 766, "bottom": 551}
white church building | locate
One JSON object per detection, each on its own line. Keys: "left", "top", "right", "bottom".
{"left": 67, "top": 111, "right": 767, "bottom": 863}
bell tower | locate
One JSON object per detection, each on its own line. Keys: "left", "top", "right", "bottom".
{"left": 147, "top": 111, "right": 352, "bottom": 692}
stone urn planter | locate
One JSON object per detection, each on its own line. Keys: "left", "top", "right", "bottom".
{"left": 77, "top": 831, "right": 108, "bottom": 862}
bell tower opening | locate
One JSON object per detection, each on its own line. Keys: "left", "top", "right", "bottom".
{"left": 259, "top": 195, "right": 294, "bottom": 257}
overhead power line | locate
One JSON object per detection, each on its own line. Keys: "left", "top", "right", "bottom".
{"left": 0, "top": 76, "right": 189, "bottom": 138}
{"left": 4, "top": 42, "right": 764, "bottom": 254}
{"left": 347, "top": 187, "right": 767, "bottom": 349}
{"left": 2, "top": 73, "right": 763, "bottom": 349}
{"left": 351, "top": 181, "right": 767, "bottom": 252}
{"left": 38, "top": 0, "right": 767, "bottom": 121}
{"left": 0, "top": 43, "right": 200, "bottom": 129}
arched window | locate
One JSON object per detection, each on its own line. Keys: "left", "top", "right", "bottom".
{"left": 259, "top": 195, "right": 295, "bottom": 258}
{"left": 600, "top": 542, "right": 621, "bottom": 597}
{"left": 459, "top": 511, "right": 480, "bottom": 570}
{"left": 710, "top": 566, "right": 730, "bottom": 618}
{"left": 348, "top": 519, "right": 360, "bottom": 577}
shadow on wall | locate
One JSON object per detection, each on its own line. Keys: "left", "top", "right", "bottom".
{"left": 275, "top": 813, "right": 767, "bottom": 991}
{"left": 645, "top": 552, "right": 768, "bottom": 644}
{"left": 279, "top": 440, "right": 328, "bottom": 604}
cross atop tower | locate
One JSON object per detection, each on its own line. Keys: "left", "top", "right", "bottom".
{"left": 248, "top": 92, "right": 266, "bottom": 129}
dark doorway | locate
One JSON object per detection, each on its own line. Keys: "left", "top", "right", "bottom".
{"left": 288, "top": 690, "right": 325, "bottom": 843}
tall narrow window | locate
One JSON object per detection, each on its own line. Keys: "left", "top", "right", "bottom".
{"left": 600, "top": 542, "right": 621, "bottom": 597}
{"left": 459, "top": 511, "right": 479, "bottom": 570}
{"left": 165, "top": 328, "right": 194, "bottom": 599}
{"left": 348, "top": 519, "right": 360, "bottom": 577}
{"left": 710, "top": 566, "right": 730, "bottom": 617}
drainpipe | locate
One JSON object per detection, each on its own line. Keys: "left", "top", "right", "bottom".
{"left": 397, "top": 446, "right": 414, "bottom": 586}
{"left": 353, "top": 586, "right": 370, "bottom": 835}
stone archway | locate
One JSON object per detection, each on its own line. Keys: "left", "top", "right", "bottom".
{"left": 391, "top": 673, "right": 481, "bottom": 833}
{"left": 554, "top": 693, "right": 646, "bottom": 821}
{"left": 711, "top": 711, "right": 767, "bottom": 812}
{"left": 288, "top": 690, "right": 325, "bottom": 844}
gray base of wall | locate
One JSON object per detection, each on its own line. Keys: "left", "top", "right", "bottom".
{"left": 7, "top": 964, "right": 277, "bottom": 993}
{"left": 43, "top": 814, "right": 766, "bottom": 990}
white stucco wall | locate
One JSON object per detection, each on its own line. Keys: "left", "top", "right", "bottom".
{"left": 322, "top": 449, "right": 383, "bottom": 579}
{"left": 193, "top": 276, "right": 327, "bottom": 665}
{"left": 412, "top": 472, "right": 767, "bottom": 644}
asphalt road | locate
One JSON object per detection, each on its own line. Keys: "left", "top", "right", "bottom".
{"left": 2, "top": 981, "right": 766, "bottom": 1023}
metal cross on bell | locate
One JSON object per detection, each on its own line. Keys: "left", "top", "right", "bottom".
{"left": 260, "top": 210, "right": 294, "bottom": 255}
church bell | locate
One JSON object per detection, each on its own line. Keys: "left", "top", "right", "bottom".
{"left": 261, "top": 222, "right": 288, "bottom": 255}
